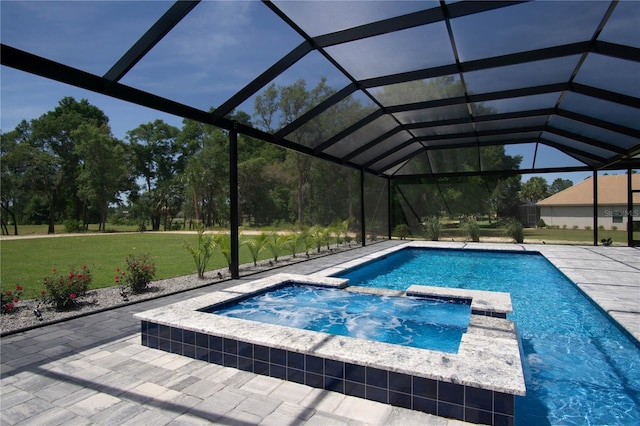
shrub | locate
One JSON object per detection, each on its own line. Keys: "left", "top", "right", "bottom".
{"left": 598, "top": 225, "right": 605, "bottom": 231}
{"left": 121, "top": 254, "right": 156, "bottom": 293}
{"left": 584, "top": 226, "right": 591, "bottom": 231}
{"left": 572, "top": 225, "right": 579, "bottom": 230}
{"left": 537, "top": 218, "right": 546, "bottom": 228}
{"left": 1, "top": 285, "right": 23, "bottom": 314}
{"left": 423, "top": 216, "right": 441, "bottom": 241}
{"left": 184, "top": 226, "right": 216, "bottom": 278}
{"left": 562, "top": 224, "right": 567, "bottom": 230}
{"left": 42, "top": 266, "right": 91, "bottom": 310}
{"left": 64, "top": 219, "right": 83, "bottom": 233}
{"left": 611, "top": 226, "right": 618, "bottom": 231}
{"left": 461, "top": 217, "right": 480, "bottom": 242}
{"left": 504, "top": 218, "right": 524, "bottom": 243}
{"left": 393, "top": 224, "right": 411, "bottom": 240}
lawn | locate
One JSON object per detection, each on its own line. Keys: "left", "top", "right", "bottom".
{"left": 1, "top": 232, "right": 284, "bottom": 299}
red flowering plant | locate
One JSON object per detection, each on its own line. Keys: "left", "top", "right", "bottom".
{"left": 1, "top": 285, "right": 23, "bottom": 314}
{"left": 42, "top": 266, "right": 91, "bottom": 310}
{"left": 120, "top": 253, "right": 156, "bottom": 294}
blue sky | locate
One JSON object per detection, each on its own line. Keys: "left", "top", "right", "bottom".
{"left": 0, "top": 1, "right": 615, "bottom": 185}
{"left": 1, "top": 1, "right": 301, "bottom": 139}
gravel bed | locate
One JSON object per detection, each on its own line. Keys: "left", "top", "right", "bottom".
{"left": 0, "top": 245, "right": 362, "bottom": 335}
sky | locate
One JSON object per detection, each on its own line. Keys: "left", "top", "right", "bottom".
{"left": 0, "top": 1, "right": 629, "bottom": 186}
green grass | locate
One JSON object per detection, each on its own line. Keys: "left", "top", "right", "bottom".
{"left": 523, "top": 228, "right": 628, "bottom": 243}
{"left": 1, "top": 232, "right": 287, "bottom": 299}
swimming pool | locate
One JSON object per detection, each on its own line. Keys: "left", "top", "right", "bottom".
{"left": 333, "top": 247, "right": 640, "bottom": 425}
{"left": 201, "top": 284, "right": 471, "bottom": 353}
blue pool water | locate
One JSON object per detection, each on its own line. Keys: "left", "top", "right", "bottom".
{"left": 337, "top": 248, "right": 640, "bottom": 425}
{"left": 209, "top": 285, "right": 471, "bottom": 353}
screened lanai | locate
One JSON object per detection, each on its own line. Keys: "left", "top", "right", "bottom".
{"left": 2, "top": 0, "right": 639, "bottom": 267}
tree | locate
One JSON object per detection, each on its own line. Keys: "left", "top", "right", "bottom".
{"left": 127, "top": 120, "right": 181, "bottom": 230}
{"left": 181, "top": 123, "right": 229, "bottom": 227}
{"left": 549, "top": 178, "right": 573, "bottom": 195}
{"left": 521, "top": 177, "right": 549, "bottom": 202}
{"left": 29, "top": 97, "right": 109, "bottom": 233}
{"left": 253, "top": 78, "right": 365, "bottom": 224}
{"left": 490, "top": 176, "right": 522, "bottom": 218}
{"left": 1, "top": 121, "right": 33, "bottom": 234}
{"left": 73, "top": 123, "right": 129, "bottom": 231}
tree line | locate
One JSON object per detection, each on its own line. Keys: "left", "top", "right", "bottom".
{"left": 1, "top": 77, "right": 572, "bottom": 236}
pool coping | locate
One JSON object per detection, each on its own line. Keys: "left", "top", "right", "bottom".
{"left": 134, "top": 272, "right": 525, "bottom": 398}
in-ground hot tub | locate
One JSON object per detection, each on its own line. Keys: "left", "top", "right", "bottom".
{"left": 135, "top": 273, "right": 525, "bottom": 425}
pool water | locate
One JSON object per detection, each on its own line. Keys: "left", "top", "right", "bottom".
{"left": 208, "top": 284, "right": 471, "bottom": 353}
{"left": 337, "top": 248, "right": 640, "bottom": 425}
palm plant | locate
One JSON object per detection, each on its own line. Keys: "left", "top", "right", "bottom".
{"left": 284, "top": 233, "right": 300, "bottom": 258}
{"left": 265, "top": 232, "right": 288, "bottom": 262}
{"left": 183, "top": 224, "right": 216, "bottom": 279}
{"left": 243, "top": 232, "right": 268, "bottom": 266}
{"left": 340, "top": 217, "right": 354, "bottom": 246}
{"left": 213, "top": 233, "right": 232, "bottom": 269}
{"left": 297, "top": 228, "right": 313, "bottom": 257}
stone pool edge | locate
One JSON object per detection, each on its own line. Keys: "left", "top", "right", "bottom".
{"left": 133, "top": 272, "right": 525, "bottom": 397}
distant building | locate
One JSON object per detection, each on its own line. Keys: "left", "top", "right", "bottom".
{"left": 537, "top": 174, "right": 639, "bottom": 230}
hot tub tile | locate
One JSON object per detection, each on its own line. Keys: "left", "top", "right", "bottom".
{"left": 222, "top": 353, "right": 237, "bottom": 368}
{"left": 365, "top": 385, "right": 387, "bottom": 403}
{"left": 389, "top": 390, "right": 412, "bottom": 409}
{"left": 439, "top": 381, "right": 464, "bottom": 405}
{"left": 270, "top": 364, "right": 286, "bottom": 379}
{"left": 493, "top": 392, "right": 514, "bottom": 415}
{"left": 209, "top": 350, "right": 222, "bottom": 365}
{"left": 270, "top": 348, "right": 286, "bottom": 366}
{"left": 389, "top": 371, "right": 411, "bottom": 394}
{"left": 366, "top": 367, "right": 387, "bottom": 388}
{"left": 238, "top": 356, "right": 253, "bottom": 372}
{"left": 208, "top": 335, "right": 222, "bottom": 352}
{"left": 465, "top": 386, "right": 493, "bottom": 411}
{"left": 254, "top": 360, "right": 268, "bottom": 376}
{"left": 223, "top": 338, "right": 237, "bottom": 355}
{"left": 413, "top": 376, "right": 437, "bottom": 399}
{"left": 305, "top": 371, "right": 322, "bottom": 388}
{"left": 324, "top": 376, "right": 344, "bottom": 393}
{"left": 287, "top": 367, "right": 305, "bottom": 384}
{"left": 238, "top": 341, "right": 252, "bottom": 358}
{"left": 287, "top": 351, "right": 304, "bottom": 370}
{"left": 306, "top": 355, "right": 323, "bottom": 375}
{"left": 413, "top": 395, "right": 437, "bottom": 414}
{"left": 438, "top": 401, "right": 464, "bottom": 421}
{"left": 325, "top": 359, "right": 344, "bottom": 379}
{"left": 345, "top": 381, "right": 365, "bottom": 398}
{"left": 158, "top": 324, "right": 170, "bottom": 340}
{"left": 253, "top": 345, "right": 269, "bottom": 362}
{"left": 195, "top": 332, "right": 208, "bottom": 348}
{"left": 465, "top": 407, "right": 493, "bottom": 425}
{"left": 344, "top": 363, "right": 365, "bottom": 383}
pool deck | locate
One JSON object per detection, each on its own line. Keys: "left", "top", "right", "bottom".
{"left": 1, "top": 241, "right": 638, "bottom": 425}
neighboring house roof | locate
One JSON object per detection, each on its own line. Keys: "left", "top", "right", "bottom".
{"left": 537, "top": 174, "right": 640, "bottom": 206}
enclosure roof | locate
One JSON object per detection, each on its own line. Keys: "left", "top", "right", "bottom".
{"left": 2, "top": 0, "right": 639, "bottom": 179}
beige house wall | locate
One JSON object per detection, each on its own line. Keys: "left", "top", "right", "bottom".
{"left": 539, "top": 205, "right": 631, "bottom": 230}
